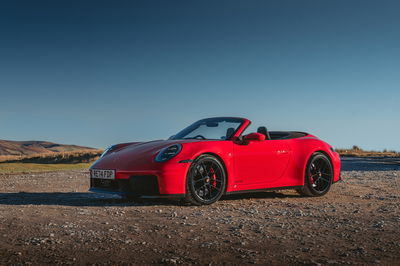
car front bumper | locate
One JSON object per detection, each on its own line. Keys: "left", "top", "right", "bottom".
{"left": 89, "top": 163, "right": 190, "bottom": 197}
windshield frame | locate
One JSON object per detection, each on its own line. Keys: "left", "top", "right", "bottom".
{"left": 171, "top": 117, "right": 248, "bottom": 141}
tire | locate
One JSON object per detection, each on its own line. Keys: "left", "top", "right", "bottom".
{"left": 298, "top": 152, "right": 333, "bottom": 197}
{"left": 183, "top": 154, "right": 227, "bottom": 205}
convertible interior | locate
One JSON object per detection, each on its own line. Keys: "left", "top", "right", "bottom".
{"left": 256, "top": 126, "right": 308, "bottom": 140}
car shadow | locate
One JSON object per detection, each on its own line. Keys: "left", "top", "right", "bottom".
{"left": 0, "top": 192, "right": 176, "bottom": 207}
{"left": 341, "top": 157, "right": 400, "bottom": 171}
{"left": 0, "top": 191, "right": 303, "bottom": 207}
{"left": 222, "top": 191, "right": 302, "bottom": 201}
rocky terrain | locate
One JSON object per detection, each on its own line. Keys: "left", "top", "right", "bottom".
{"left": 0, "top": 157, "right": 399, "bottom": 265}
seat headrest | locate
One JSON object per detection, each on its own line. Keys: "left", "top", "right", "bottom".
{"left": 257, "top": 126, "right": 271, "bottom": 140}
{"left": 226, "top": 127, "right": 235, "bottom": 139}
{"left": 257, "top": 126, "right": 268, "bottom": 135}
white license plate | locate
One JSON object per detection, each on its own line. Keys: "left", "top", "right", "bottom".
{"left": 91, "top": 169, "right": 115, "bottom": 179}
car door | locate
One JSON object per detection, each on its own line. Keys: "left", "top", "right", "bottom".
{"left": 233, "top": 139, "right": 291, "bottom": 188}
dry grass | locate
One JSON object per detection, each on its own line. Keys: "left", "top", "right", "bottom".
{"left": 337, "top": 147, "right": 400, "bottom": 157}
{"left": 0, "top": 149, "right": 101, "bottom": 174}
{"left": 0, "top": 162, "right": 92, "bottom": 174}
{"left": 0, "top": 149, "right": 103, "bottom": 164}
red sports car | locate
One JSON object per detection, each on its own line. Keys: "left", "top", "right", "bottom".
{"left": 90, "top": 117, "right": 341, "bottom": 205}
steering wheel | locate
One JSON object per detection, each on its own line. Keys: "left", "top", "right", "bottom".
{"left": 192, "top": 135, "right": 206, "bottom": 140}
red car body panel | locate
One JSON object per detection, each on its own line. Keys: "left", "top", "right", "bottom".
{"left": 90, "top": 117, "right": 341, "bottom": 197}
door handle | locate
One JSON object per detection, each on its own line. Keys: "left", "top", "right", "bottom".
{"left": 277, "top": 150, "right": 288, "bottom": 154}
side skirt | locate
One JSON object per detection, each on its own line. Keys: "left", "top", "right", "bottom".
{"left": 224, "top": 185, "right": 303, "bottom": 195}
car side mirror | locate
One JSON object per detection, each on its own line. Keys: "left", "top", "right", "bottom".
{"left": 244, "top": 132, "right": 266, "bottom": 141}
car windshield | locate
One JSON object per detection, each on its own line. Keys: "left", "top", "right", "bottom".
{"left": 171, "top": 118, "right": 244, "bottom": 140}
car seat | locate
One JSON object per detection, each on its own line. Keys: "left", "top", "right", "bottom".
{"left": 257, "top": 126, "right": 271, "bottom": 140}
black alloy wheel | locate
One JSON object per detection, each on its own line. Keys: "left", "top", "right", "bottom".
{"left": 298, "top": 152, "right": 333, "bottom": 196}
{"left": 184, "top": 154, "right": 226, "bottom": 205}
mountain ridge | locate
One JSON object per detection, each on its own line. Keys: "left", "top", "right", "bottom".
{"left": 0, "top": 139, "right": 97, "bottom": 156}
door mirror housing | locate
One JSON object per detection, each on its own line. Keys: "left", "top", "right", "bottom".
{"left": 244, "top": 132, "right": 266, "bottom": 141}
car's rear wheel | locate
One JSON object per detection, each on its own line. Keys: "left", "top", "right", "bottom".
{"left": 298, "top": 152, "right": 333, "bottom": 196}
{"left": 184, "top": 154, "right": 226, "bottom": 205}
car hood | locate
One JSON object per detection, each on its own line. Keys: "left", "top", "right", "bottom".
{"left": 91, "top": 139, "right": 198, "bottom": 171}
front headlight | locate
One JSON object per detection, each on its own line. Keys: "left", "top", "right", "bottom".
{"left": 155, "top": 144, "right": 182, "bottom": 162}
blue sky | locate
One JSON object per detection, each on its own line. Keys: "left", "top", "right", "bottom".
{"left": 1, "top": 0, "right": 399, "bottom": 151}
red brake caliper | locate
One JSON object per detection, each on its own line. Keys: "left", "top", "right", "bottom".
{"left": 210, "top": 168, "right": 217, "bottom": 189}
{"left": 310, "top": 164, "right": 315, "bottom": 184}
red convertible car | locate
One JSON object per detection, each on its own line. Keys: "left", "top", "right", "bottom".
{"left": 90, "top": 117, "right": 341, "bottom": 205}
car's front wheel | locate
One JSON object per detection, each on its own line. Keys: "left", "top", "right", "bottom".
{"left": 184, "top": 154, "right": 226, "bottom": 205}
{"left": 298, "top": 152, "right": 333, "bottom": 196}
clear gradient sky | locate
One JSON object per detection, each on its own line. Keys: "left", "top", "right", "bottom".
{"left": 1, "top": 0, "right": 399, "bottom": 151}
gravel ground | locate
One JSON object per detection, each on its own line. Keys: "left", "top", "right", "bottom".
{"left": 0, "top": 157, "right": 399, "bottom": 265}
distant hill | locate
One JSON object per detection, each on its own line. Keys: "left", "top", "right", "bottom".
{"left": 0, "top": 139, "right": 97, "bottom": 156}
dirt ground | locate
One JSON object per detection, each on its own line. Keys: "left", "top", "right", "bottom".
{"left": 0, "top": 157, "right": 399, "bottom": 265}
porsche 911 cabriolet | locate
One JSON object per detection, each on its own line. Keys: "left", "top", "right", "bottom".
{"left": 90, "top": 117, "right": 341, "bottom": 205}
